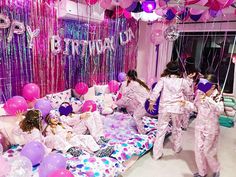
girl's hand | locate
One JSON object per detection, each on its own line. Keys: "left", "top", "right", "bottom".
{"left": 179, "top": 100, "right": 186, "bottom": 107}
{"left": 148, "top": 101, "right": 155, "bottom": 113}
{"left": 188, "top": 73, "right": 196, "bottom": 79}
{"left": 66, "top": 131, "right": 73, "bottom": 140}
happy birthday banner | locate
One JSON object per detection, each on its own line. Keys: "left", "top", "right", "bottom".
{"left": 51, "top": 27, "right": 135, "bottom": 57}
{"left": 0, "top": 1, "right": 138, "bottom": 103}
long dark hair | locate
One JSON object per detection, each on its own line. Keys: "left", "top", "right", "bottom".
{"left": 20, "top": 110, "right": 42, "bottom": 133}
{"left": 161, "top": 61, "right": 181, "bottom": 77}
{"left": 127, "top": 70, "right": 150, "bottom": 91}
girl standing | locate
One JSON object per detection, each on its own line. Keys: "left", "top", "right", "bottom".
{"left": 185, "top": 74, "right": 223, "bottom": 177}
{"left": 149, "top": 61, "right": 192, "bottom": 160}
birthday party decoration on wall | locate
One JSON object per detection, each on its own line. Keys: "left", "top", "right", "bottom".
{"left": 0, "top": 1, "right": 138, "bottom": 104}
{"left": 0, "top": 13, "right": 39, "bottom": 44}
{"left": 50, "top": 27, "right": 135, "bottom": 57}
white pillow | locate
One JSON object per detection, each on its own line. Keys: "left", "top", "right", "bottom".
{"left": 94, "top": 85, "right": 109, "bottom": 96}
{"left": 45, "top": 89, "right": 72, "bottom": 109}
{"left": 84, "top": 87, "right": 96, "bottom": 101}
{"left": 0, "top": 104, "right": 7, "bottom": 116}
{"left": 104, "top": 93, "right": 114, "bottom": 107}
{"left": 101, "top": 107, "right": 113, "bottom": 115}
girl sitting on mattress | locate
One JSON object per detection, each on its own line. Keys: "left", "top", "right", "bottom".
{"left": 43, "top": 110, "right": 114, "bottom": 157}
{"left": 13, "top": 109, "right": 45, "bottom": 145}
{"left": 58, "top": 102, "right": 109, "bottom": 145}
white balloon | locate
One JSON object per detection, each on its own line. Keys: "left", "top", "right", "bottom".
{"left": 8, "top": 156, "right": 32, "bottom": 177}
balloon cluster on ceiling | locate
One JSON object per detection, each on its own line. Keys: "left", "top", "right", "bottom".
{"left": 85, "top": 0, "right": 236, "bottom": 22}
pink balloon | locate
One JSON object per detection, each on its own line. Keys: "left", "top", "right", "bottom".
{"left": 120, "top": 0, "right": 133, "bottom": 9}
{"left": 100, "top": 0, "right": 112, "bottom": 9}
{"left": 4, "top": 96, "right": 28, "bottom": 115}
{"left": 48, "top": 169, "right": 74, "bottom": 177}
{"left": 0, "top": 157, "right": 10, "bottom": 176}
{"left": 22, "top": 83, "right": 40, "bottom": 101}
{"left": 108, "top": 80, "right": 120, "bottom": 93}
{"left": 150, "top": 29, "right": 164, "bottom": 44}
{"left": 85, "top": 0, "right": 98, "bottom": 5}
{"left": 190, "top": 0, "right": 207, "bottom": 16}
{"left": 81, "top": 100, "right": 97, "bottom": 113}
{"left": 75, "top": 82, "right": 88, "bottom": 95}
{"left": 123, "top": 10, "right": 132, "bottom": 19}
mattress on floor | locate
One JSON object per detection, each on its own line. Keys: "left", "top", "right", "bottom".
{"left": 2, "top": 112, "right": 162, "bottom": 177}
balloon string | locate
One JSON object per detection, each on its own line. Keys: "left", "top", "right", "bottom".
{"left": 220, "top": 35, "right": 236, "bottom": 97}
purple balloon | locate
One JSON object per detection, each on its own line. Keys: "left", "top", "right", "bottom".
{"left": 20, "top": 141, "right": 45, "bottom": 166}
{"left": 126, "top": 1, "right": 138, "bottom": 12}
{"left": 39, "top": 153, "right": 67, "bottom": 177}
{"left": 118, "top": 72, "right": 126, "bottom": 82}
{"left": 209, "top": 9, "right": 221, "bottom": 18}
{"left": 34, "top": 99, "right": 52, "bottom": 117}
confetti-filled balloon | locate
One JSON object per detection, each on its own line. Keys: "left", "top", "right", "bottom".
{"left": 164, "top": 25, "right": 180, "bottom": 42}
{"left": 7, "top": 156, "right": 33, "bottom": 177}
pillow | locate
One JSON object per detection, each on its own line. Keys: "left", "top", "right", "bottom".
{"left": 70, "top": 97, "right": 83, "bottom": 113}
{"left": 104, "top": 93, "right": 114, "bottom": 107}
{"left": 45, "top": 89, "right": 72, "bottom": 109}
{"left": 0, "top": 104, "right": 7, "bottom": 116}
{"left": 94, "top": 85, "right": 109, "bottom": 96}
{"left": 101, "top": 107, "right": 113, "bottom": 115}
{"left": 83, "top": 87, "right": 96, "bottom": 101}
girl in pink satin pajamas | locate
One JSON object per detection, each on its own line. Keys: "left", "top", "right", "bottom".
{"left": 185, "top": 74, "right": 223, "bottom": 177}
{"left": 13, "top": 110, "right": 44, "bottom": 144}
{"left": 115, "top": 70, "right": 150, "bottom": 134}
{"left": 60, "top": 111, "right": 106, "bottom": 143}
{"left": 43, "top": 112, "right": 101, "bottom": 153}
{"left": 149, "top": 61, "right": 193, "bottom": 160}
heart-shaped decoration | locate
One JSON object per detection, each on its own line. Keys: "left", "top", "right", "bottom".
{"left": 59, "top": 103, "right": 73, "bottom": 116}
{"left": 197, "top": 81, "right": 212, "bottom": 93}
{"left": 144, "top": 97, "right": 160, "bottom": 116}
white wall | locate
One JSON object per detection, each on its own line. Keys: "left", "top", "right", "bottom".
{"left": 136, "top": 22, "right": 173, "bottom": 85}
